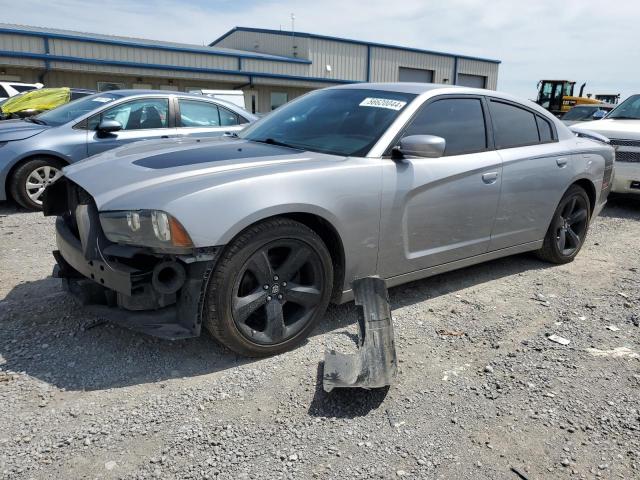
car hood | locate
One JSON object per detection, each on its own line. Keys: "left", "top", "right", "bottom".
{"left": 63, "top": 136, "right": 339, "bottom": 210}
{"left": 0, "top": 119, "right": 49, "bottom": 141}
{"left": 572, "top": 119, "right": 640, "bottom": 139}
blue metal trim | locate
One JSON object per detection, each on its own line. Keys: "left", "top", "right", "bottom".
{"left": 0, "top": 50, "right": 357, "bottom": 85}
{"left": 453, "top": 57, "right": 458, "bottom": 85}
{"left": 211, "top": 26, "right": 501, "bottom": 65}
{"left": 366, "top": 44, "right": 371, "bottom": 82}
{"left": 43, "top": 36, "right": 50, "bottom": 70}
{"left": 238, "top": 57, "right": 242, "bottom": 70}
{"left": 0, "top": 27, "right": 311, "bottom": 65}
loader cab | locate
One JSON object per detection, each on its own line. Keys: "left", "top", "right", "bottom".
{"left": 536, "top": 80, "right": 575, "bottom": 116}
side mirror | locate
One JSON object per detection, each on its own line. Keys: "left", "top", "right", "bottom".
{"left": 395, "top": 135, "right": 446, "bottom": 159}
{"left": 97, "top": 119, "right": 123, "bottom": 134}
{"left": 592, "top": 110, "right": 607, "bottom": 120}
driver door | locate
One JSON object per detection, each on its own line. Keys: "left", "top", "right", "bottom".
{"left": 86, "top": 97, "right": 176, "bottom": 156}
{"left": 377, "top": 96, "right": 503, "bottom": 278}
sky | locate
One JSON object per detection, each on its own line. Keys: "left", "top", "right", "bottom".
{"left": 1, "top": 0, "right": 638, "bottom": 100}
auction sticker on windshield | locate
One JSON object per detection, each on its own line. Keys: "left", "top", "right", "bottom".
{"left": 92, "top": 97, "right": 114, "bottom": 103}
{"left": 359, "top": 97, "right": 407, "bottom": 111}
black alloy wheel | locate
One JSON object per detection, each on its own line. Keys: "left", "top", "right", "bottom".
{"left": 555, "top": 194, "right": 589, "bottom": 256}
{"left": 537, "top": 185, "right": 591, "bottom": 264}
{"left": 205, "top": 218, "right": 333, "bottom": 357}
{"left": 232, "top": 239, "right": 325, "bottom": 345}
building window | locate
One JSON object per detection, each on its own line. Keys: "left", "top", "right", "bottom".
{"left": 270, "top": 91, "right": 288, "bottom": 110}
{"left": 97, "top": 81, "right": 126, "bottom": 92}
{"left": 398, "top": 67, "right": 434, "bottom": 83}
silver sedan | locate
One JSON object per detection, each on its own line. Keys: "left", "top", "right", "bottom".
{"left": 44, "top": 83, "right": 614, "bottom": 356}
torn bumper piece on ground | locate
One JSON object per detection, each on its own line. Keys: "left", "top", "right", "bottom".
{"left": 323, "top": 276, "right": 398, "bottom": 392}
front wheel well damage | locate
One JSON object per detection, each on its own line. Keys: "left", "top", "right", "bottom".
{"left": 5, "top": 154, "right": 69, "bottom": 200}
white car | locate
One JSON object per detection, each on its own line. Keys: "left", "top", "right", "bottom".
{"left": 0, "top": 81, "right": 43, "bottom": 101}
{"left": 574, "top": 94, "right": 640, "bottom": 195}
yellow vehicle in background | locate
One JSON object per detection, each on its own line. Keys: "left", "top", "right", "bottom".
{"left": 535, "top": 80, "right": 618, "bottom": 117}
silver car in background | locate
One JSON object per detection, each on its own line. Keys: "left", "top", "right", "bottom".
{"left": 0, "top": 90, "right": 256, "bottom": 209}
{"left": 43, "top": 83, "right": 614, "bottom": 357}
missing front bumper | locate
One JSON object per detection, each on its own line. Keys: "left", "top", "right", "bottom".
{"left": 53, "top": 212, "right": 216, "bottom": 340}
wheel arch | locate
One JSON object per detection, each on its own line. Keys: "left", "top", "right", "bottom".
{"left": 5, "top": 153, "right": 70, "bottom": 200}
{"left": 223, "top": 212, "right": 346, "bottom": 303}
{"left": 571, "top": 178, "right": 597, "bottom": 215}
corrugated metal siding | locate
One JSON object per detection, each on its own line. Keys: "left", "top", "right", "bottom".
{"left": 0, "top": 33, "right": 45, "bottom": 53}
{"left": 240, "top": 58, "right": 309, "bottom": 77}
{"left": 0, "top": 56, "right": 43, "bottom": 69}
{"left": 369, "top": 47, "right": 455, "bottom": 83}
{"left": 456, "top": 58, "right": 499, "bottom": 90}
{"left": 48, "top": 39, "right": 238, "bottom": 70}
{"left": 216, "top": 31, "right": 310, "bottom": 60}
{"left": 308, "top": 38, "right": 367, "bottom": 81}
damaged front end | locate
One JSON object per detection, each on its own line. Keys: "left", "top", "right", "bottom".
{"left": 42, "top": 178, "right": 219, "bottom": 339}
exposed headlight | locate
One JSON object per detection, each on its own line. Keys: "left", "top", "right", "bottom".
{"left": 99, "top": 210, "right": 193, "bottom": 249}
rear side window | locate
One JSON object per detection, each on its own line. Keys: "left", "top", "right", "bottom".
{"left": 219, "top": 106, "right": 239, "bottom": 127}
{"left": 179, "top": 100, "right": 220, "bottom": 127}
{"left": 402, "top": 98, "right": 487, "bottom": 156}
{"left": 10, "top": 84, "right": 37, "bottom": 93}
{"left": 489, "top": 100, "right": 540, "bottom": 148}
{"left": 0, "top": 86, "right": 8, "bottom": 97}
{"left": 536, "top": 115, "right": 554, "bottom": 142}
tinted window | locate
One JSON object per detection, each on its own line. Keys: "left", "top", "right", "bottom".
{"left": 536, "top": 115, "right": 554, "bottom": 142}
{"left": 240, "top": 88, "right": 415, "bottom": 157}
{"left": 11, "top": 84, "right": 38, "bottom": 93}
{"left": 562, "top": 106, "right": 597, "bottom": 121}
{"left": 0, "top": 86, "right": 8, "bottom": 98}
{"left": 89, "top": 98, "right": 169, "bottom": 130}
{"left": 219, "top": 106, "right": 239, "bottom": 126}
{"left": 402, "top": 98, "right": 487, "bottom": 156}
{"left": 490, "top": 100, "right": 539, "bottom": 148}
{"left": 179, "top": 100, "right": 220, "bottom": 127}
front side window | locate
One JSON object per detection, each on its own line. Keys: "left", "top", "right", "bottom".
{"left": 179, "top": 100, "right": 220, "bottom": 127}
{"left": 402, "top": 98, "right": 487, "bottom": 156}
{"left": 489, "top": 100, "right": 539, "bottom": 149}
{"left": 90, "top": 98, "right": 169, "bottom": 130}
{"left": 240, "top": 88, "right": 416, "bottom": 157}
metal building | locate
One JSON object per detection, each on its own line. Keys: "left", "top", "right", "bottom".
{"left": 0, "top": 24, "right": 500, "bottom": 113}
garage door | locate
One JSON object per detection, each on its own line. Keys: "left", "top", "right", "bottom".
{"left": 399, "top": 67, "right": 434, "bottom": 83}
{"left": 457, "top": 74, "right": 486, "bottom": 88}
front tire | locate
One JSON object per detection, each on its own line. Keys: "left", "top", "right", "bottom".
{"left": 10, "top": 157, "right": 64, "bottom": 210}
{"left": 205, "top": 218, "right": 334, "bottom": 357}
{"left": 537, "top": 185, "right": 591, "bottom": 264}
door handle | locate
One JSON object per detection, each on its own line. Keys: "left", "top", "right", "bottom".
{"left": 556, "top": 157, "right": 568, "bottom": 167}
{"left": 482, "top": 172, "right": 499, "bottom": 184}
{"left": 161, "top": 135, "right": 169, "bottom": 139}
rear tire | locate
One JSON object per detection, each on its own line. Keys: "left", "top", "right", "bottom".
{"left": 10, "top": 157, "right": 65, "bottom": 210}
{"left": 204, "top": 218, "right": 333, "bottom": 357}
{"left": 537, "top": 185, "right": 591, "bottom": 264}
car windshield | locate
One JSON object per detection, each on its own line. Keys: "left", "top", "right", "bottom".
{"left": 35, "top": 92, "right": 124, "bottom": 126}
{"left": 239, "top": 88, "right": 417, "bottom": 156}
{"left": 563, "top": 106, "right": 598, "bottom": 121}
{"left": 607, "top": 94, "right": 640, "bottom": 120}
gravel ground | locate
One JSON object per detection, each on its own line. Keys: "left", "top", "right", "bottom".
{"left": 0, "top": 196, "right": 639, "bottom": 480}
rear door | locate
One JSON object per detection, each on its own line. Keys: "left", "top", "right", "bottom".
{"left": 487, "top": 99, "right": 574, "bottom": 250}
{"left": 86, "top": 97, "right": 176, "bottom": 156}
{"left": 378, "top": 95, "right": 503, "bottom": 278}
{"left": 176, "top": 98, "right": 248, "bottom": 139}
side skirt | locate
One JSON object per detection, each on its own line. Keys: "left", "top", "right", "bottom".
{"left": 336, "top": 240, "right": 543, "bottom": 304}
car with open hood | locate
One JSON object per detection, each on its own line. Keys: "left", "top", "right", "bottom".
{"left": 0, "top": 90, "right": 256, "bottom": 209}
{"left": 572, "top": 94, "right": 640, "bottom": 195}
{"left": 42, "top": 83, "right": 614, "bottom": 357}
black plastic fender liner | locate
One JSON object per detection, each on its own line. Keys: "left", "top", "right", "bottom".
{"left": 323, "top": 276, "right": 398, "bottom": 392}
